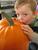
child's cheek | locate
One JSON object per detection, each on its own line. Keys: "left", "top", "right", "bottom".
{"left": 21, "top": 16, "right": 32, "bottom": 24}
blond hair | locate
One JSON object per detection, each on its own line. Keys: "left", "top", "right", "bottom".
{"left": 15, "top": 0, "right": 37, "bottom": 12}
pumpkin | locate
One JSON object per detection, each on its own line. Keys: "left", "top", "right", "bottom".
{"left": 0, "top": 12, "right": 30, "bottom": 50}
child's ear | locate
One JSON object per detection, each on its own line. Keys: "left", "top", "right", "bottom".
{"left": 33, "top": 11, "right": 37, "bottom": 16}
{"left": 32, "top": 11, "right": 36, "bottom": 18}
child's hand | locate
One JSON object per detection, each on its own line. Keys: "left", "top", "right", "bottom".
{"left": 21, "top": 25, "right": 34, "bottom": 40}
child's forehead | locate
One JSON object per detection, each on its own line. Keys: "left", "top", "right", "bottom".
{"left": 16, "top": 4, "right": 32, "bottom": 13}
{"left": 16, "top": 4, "right": 31, "bottom": 11}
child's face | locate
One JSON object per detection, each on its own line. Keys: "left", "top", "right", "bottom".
{"left": 16, "top": 4, "right": 35, "bottom": 24}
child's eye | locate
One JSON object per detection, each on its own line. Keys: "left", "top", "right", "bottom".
{"left": 24, "top": 14, "right": 28, "bottom": 16}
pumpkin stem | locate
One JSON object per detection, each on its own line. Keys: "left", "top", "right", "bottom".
{"left": 1, "top": 12, "right": 14, "bottom": 26}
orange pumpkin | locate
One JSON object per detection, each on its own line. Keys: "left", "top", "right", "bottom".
{"left": 0, "top": 13, "right": 30, "bottom": 50}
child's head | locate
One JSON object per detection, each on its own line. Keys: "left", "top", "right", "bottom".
{"left": 15, "top": 0, "right": 37, "bottom": 24}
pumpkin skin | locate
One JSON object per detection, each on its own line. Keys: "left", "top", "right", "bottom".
{"left": 0, "top": 18, "right": 30, "bottom": 50}
{"left": 0, "top": 18, "right": 9, "bottom": 27}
